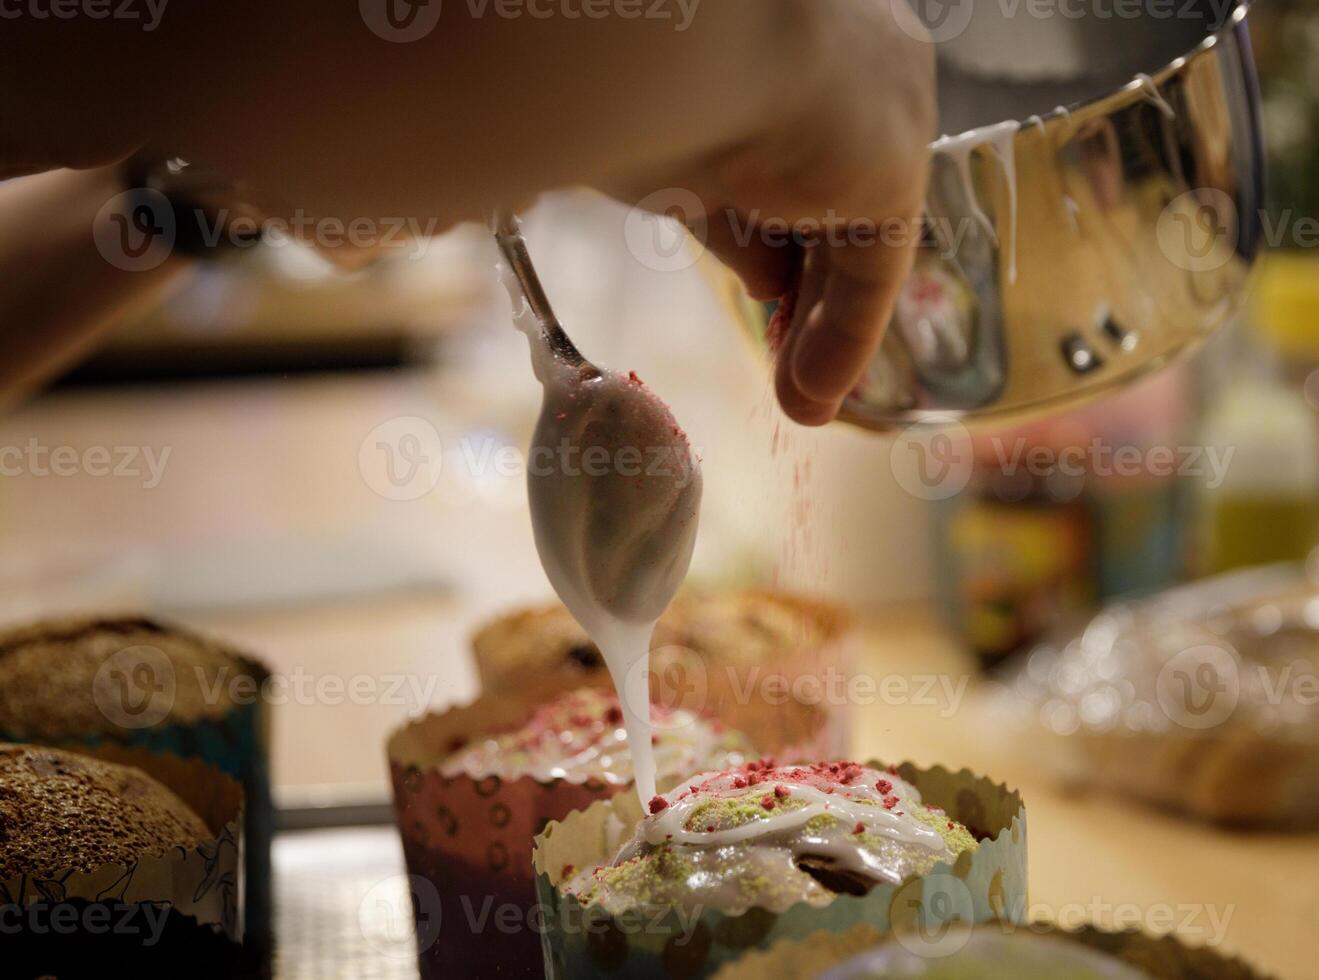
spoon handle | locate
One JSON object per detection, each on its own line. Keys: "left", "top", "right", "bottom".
{"left": 493, "top": 210, "right": 586, "bottom": 367}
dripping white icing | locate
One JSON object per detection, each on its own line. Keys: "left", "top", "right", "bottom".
{"left": 1134, "top": 72, "right": 1175, "bottom": 120}
{"left": 646, "top": 773, "right": 947, "bottom": 852}
{"left": 931, "top": 120, "right": 1021, "bottom": 284}
{"left": 501, "top": 263, "right": 703, "bottom": 806}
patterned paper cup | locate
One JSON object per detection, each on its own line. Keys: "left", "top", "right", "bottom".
{"left": 711, "top": 922, "right": 1275, "bottom": 980}
{"left": 1, "top": 745, "right": 245, "bottom": 978}
{"left": 0, "top": 615, "right": 275, "bottom": 956}
{"left": 388, "top": 692, "right": 641, "bottom": 979}
{"left": 532, "top": 762, "right": 1027, "bottom": 979}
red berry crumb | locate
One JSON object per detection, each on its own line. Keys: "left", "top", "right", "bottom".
{"left": 774, "top": 784, "right": 791, "bottom": 799}
{"left": 882, "top": 795, "right": 899, "bottom": 810}
{"left": 761, "top": 795, "right": 775, "bottom": 811}
{"left": 649, "top": 795, "right": 669, "bottom": 814}
{"left": 707, "top": 825, "right": 715, "bottom": 833}
{"left": 853, "top": 822, "right": 865, "bottom": 835}
{"left": 875, "top": 779, "right": 893, "bottom": 795}
{"left": 561, "top": 864, "right": 574, "bottom": 878}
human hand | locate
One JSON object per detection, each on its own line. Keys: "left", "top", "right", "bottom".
{"left": 619, "top": 0, "right": 936, "bottom": 425}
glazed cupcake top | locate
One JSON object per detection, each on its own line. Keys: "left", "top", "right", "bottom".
{"left": 0, "top": 616, "right": 255, "bottom": 736}
{"left": 0, "top": 744, "right": 213, "bottom": 881}
{"left": 439, "top": 687, "right": 753, "bottom": 786}
{"left": 825, "top": 930, "right": 1153, "bottom": 980}
{"left": 563, "top": 760, "right": 977, "bottom": 915}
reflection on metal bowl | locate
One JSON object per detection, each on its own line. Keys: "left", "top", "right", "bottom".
{"left": 745, "top": 1, "right": 1262, "bottom": 427}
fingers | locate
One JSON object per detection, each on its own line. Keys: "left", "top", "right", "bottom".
{"left": 773, "top": 227, "right": 917, "bottom": 426}
{"left": 696, "top": 209, "right": 796, "bottom": 302}
{"left": 774, "top": 244, "right": 837, "bottom": 426}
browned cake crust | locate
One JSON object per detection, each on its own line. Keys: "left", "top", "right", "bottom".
{"left": 473, "top": 589, "right": 848, "bottom": 694}
{"left": 0, "top": 615, "right": 248, "bottom": 737}
{"left": 0, "top": 744, "right": 212, "bottom": 881}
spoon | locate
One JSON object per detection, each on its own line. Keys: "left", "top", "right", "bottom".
{"left": 492, "top": 209, "right": 589, "bottom": 369}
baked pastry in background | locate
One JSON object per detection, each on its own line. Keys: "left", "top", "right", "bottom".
{"left": 1000, "top": 568, "right": 1319, "bottom": 829}
{"left": 472, "top": 589, "right": 855, "bottom": 758}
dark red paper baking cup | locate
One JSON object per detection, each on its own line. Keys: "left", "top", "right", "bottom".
{"left": 389, "top": 694, "right": 628, "bottom": 979}
{"left": 0, "top": 745, "right": 245, "bottom": 979}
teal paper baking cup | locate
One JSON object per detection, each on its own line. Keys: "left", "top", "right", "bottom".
{"left": 0, "top": 616, "right": 274, "bottom": 957}
{"left": 532, "top": 762, "right": 1027, "bottom": 978}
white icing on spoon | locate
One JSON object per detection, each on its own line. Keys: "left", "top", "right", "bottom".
{"left": 496, "top": 213, "right": 702, "bottom": 806}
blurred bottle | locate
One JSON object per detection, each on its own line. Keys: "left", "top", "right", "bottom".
{"left": 933, "top": 369, "right": 1191, "bottom": 670}
{"left": 1195, "top": 253, "right": 1319, "bottom": 575}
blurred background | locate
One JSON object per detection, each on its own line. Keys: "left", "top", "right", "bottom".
{"left": 3, "top": 2, "right": 1319, "bottom": 976}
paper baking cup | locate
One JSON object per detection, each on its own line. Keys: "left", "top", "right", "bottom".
{"left": 389, "top": 692, "right": 636, "bottom": 979}
{"left": 0, "top": 641, "right": 275, "bottom": 955}
{"left": 532, "top": 762, "right": 1027, "bottom": 979}
{"left": 0, "top": 745, "right": 244, "bottom": 978}
{"left": 710, "top": 922, "right": 1275, "bottom": 980}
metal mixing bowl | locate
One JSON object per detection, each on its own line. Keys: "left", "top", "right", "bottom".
{"left": 746, "top": 0, "right": 1262, "bottom": 428}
